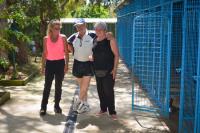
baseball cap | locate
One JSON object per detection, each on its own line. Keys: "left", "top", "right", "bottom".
{"left": 94, "top": 22, "right": 107, "bottom": 31}
{"left": 74, "top": 18, "right": 86, "bottom": 26}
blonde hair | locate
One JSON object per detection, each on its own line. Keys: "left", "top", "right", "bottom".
{"left": 46, "top": 19, "right": 62, "bottom": 36}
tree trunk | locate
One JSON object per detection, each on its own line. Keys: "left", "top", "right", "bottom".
{"left": 15, "top": 41, "right": 29, "bottom": 65}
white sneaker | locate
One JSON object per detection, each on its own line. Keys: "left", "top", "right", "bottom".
{"left": 77, "top": 102, "right": 90, "bottom": 114}
{"left": 73, "top": 96, "right": 80, "bottom": 111}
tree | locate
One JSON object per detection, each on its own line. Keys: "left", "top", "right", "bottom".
{"left": 62, "top": 0, "right": 114, "bottom": 18}
{"left": 73, "top": 4, "right": 110, "bottom": 18}
{"left": 1, "top": 0, "right": 69, "bottom": 55}
{"left": 1, "top": 1, "right": 31, "bottom": 64}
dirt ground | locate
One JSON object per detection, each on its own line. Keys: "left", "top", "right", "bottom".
{"left": 0, "top": 56, "right": 172, "bottom": 133}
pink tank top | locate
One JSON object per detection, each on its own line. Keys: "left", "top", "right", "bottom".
{"left": 46, "top": 35, "right": 65, "bottom": 60}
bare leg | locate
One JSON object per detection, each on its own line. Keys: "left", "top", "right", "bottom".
{"left": 78, "top": 76, "right": 91, "bottom": 102}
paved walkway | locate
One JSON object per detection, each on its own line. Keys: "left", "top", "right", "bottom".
{"left": 0, "top": 58, "right": 170, "bottom": 133}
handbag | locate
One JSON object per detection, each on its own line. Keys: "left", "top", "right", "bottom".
{"left": 94, "top": 70, "right": 108, "bottom": 77}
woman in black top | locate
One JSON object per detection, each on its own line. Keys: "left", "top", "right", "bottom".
{"left": 90, "top": 22, "right": 119, "bottom": 120}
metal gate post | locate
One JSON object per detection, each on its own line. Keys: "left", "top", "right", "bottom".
{"left": 194, "top": 12, "right": 200, "bottom": 133}
{"left": 178, "top": 0, "right": 187, "bottom": 132}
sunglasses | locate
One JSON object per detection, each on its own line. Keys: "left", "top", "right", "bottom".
{"left": 94, "top": 28, "right": 104, "bottom": 31}
{"left": 54, "top": 27, "right": 61, "bottom": 31}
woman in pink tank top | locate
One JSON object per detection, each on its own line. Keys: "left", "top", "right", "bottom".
{"left": 40, "top": 19, "right": 69, "bottom": 116}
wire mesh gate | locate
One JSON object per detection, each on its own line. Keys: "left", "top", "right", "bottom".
{"left": 132, "top": 13, "right": 171, "bottom": 116}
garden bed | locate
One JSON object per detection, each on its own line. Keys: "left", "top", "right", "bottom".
{"left": 0, "top": 63, "right": 39, "bottom": 86}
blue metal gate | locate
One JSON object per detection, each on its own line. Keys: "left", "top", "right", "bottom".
{"left": 132, "top": 12, "right": 171, "bottom": 116}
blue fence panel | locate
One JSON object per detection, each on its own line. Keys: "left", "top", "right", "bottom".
{"left": 196, "top": 13, "right": 200, "bottom": 132}
{"left": 169, "top": 1, "right": 184, "bottom": 109}
{"left": 131, "top": 10, "right": 171, "bottom": 115}
{"left": 179, "top": 0, "right": 200, "bottom": 133}
{"left": 149, "top": 0, "right": 161, "bottom": 7}
{"left": 117, "top": 0, "right": 200, "bottom": 132}
{"left": 117, "top": 14, "right": 134, "bottom": 69}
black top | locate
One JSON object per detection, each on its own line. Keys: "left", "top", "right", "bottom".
{"left": 92, "top": 38, "right": 114, "bottom": 71}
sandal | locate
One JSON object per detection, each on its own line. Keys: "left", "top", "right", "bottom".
{"left": 95, "top": 110, "right": 107, "bottom": 117}
{"left": 110, "top": 114, "right": 117, "bottom": 120}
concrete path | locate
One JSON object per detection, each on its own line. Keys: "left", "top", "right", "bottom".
{"left": 0, "top": 59, "right": 170, "bottom": 133}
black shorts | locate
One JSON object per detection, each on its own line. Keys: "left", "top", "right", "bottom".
{"left": 72, "top": 59, "right": 94, "bottom": 78}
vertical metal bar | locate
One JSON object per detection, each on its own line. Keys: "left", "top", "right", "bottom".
{"left": 161, "top": 2, "right": 167, "bottom": 114}
{"left": 151, "top": 16, "right": 156, "bottom": 99}
{"left": 194, "top": 11, "right": 200, "bottom": 133}
{"left": 164, "top": 2, "right": 173, "bottom": 117}
{"left": 158, "top": 3, "right": 163, "bottom": 107}
{"left": 179, "top": 0, "right": 187, "bottom": 132}
{"left": 132, "top": 15, "right": 136, "bottom": 112}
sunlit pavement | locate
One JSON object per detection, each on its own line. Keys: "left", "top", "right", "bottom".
{"left": 0, "top": 58, "right": 170, "bottom": 133}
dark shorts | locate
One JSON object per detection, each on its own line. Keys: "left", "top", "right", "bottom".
{"left": 72, "top": 59, "right": 94, "bottom": 78}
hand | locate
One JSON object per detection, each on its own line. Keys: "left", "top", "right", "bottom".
{"left": 64, "top": 65, "right": 68, "bottom": 74}
{"left": 110, "top": 69, "right": 117, "bottom": 79}
{"left": 40, "top": 67, "right": 45, "bottom": 75}
{"left": 106, "top": 32, "right": 114, "bottom": 40}
{"left": 89, "top": 55, "right": 94, "bottom": 61}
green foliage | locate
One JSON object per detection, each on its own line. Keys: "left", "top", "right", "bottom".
{"left": 11, "top": 69, "right": 18, "bottom": 80}
{"left": 63, "top": 0, "right": 85, "bottom": 17}
{"left": 62, "top": 0, "right": 114, "bottom": 18}
{"left": 72, "top": 5, "right": 110, "bottom": 18}
{"left": 0, "top": 0, "right": 4, "bottom": 4}
{"left": 5, "top": 30, "right": 30, "bottom": 43}
{"left": 0, "top": 0, "right": 2, "bottom": 3}
{"left": 0, "top": 58, "right": 9, "bottom": 71}
{"left": 40, "top": 0, "right": 64, "bottom": 19}
{"left": 0, "top": 37, "right": 16, "bottom": 52}
{"left": 7, "top": 4, "right": 27, "bottom": 29}
{"left": 0, "top": 74, "right": 5, "bottom": 80}
{"left": 3, "top": 2, "right": 40, "bottom": 41}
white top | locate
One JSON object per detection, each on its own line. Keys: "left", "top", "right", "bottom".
{"left": 67, "top": 30, "right": 96, "bottom": 62}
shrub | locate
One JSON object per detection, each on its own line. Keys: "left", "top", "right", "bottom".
{"left": 0, "top": 58, "right": 9, "bottom": 72}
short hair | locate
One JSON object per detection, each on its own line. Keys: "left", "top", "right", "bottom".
{"left": 94, "top": 22, "right": 107, "bottom": 31}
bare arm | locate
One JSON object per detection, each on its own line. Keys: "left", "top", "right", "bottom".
{"left": 67, "top": 33, "right": 75, "bottom": 53}
{"left": 67, "top": 44, "right": 74, "bottom": 53}
{"left": 62, "top": 36, "right": 69, "bottom": 63}
{"left": 62, "top": 35, "right": 69, "bottom": 73}
{"left": 41, "top": 37, "right": 47, "bottom": 74}
{"left": 110, "top": 38, "right": 119, "bottom": 79}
